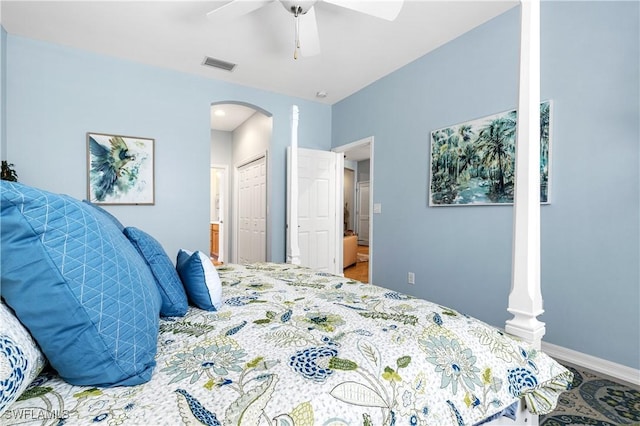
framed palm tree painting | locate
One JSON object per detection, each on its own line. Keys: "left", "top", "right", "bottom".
{"left": 87, "top": 132, "right": 155, "bottom": 205}
{"left": 429, "top": 101, "right": 551, "bottom": 206}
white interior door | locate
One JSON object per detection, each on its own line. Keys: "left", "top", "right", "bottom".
{"left": 237, "top": 156, "right": 266, "bottom": 263}
{"left": 293, "top": 148, "right": 340, "bottom": 273}
{"left": 357, "top": 181, "right": 370, "bottom": 246}
{"left": 343, "top": 168, "right": 356, "bottom": 231}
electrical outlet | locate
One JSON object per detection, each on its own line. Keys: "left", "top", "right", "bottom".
{"left": 408, "top": 272, "right": 415, "bottom": 285}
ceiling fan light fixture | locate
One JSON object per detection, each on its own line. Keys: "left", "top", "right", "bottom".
{"left": 281, "top": 0, "right": 318, "bottom": 16}
{"left": 206, "top": 0, "right": 400, "bottom": 60}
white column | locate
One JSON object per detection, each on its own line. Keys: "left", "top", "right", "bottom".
{"left": 505, "top": 0, "right": 546, "bottom": 350}
{"left": 286, "top": 105, "right": 301, "bottom": 265}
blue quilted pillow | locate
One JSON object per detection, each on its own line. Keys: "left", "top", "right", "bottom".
{"left": 0, "top": 181, "right": 161, "bottom": 387}
{"left": 176, "top": 249, "right": 223, "bottom": 311}
{"left": 124, "top": 227, "right": 188, "bottom": 317}
{"left": 82, "top": 199, "right": 125, "bottom": 231}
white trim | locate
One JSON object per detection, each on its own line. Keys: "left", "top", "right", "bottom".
{"left": 286, "top": 106, "right": 301, "bottom": 265}
{"left": 210, "top": 164, "right": 229, "bottom": 263}
{"left": 542, "top": 341, "right": 640, "bottom": 387}
{"left": 335, "top": 153, "right": 344, "bottom": 272}
{"left": 286, "top": 147, "right": 301, "bottom": 265}
{"left": 368, "top": 139, "right": 374, "bottom": 284}
{"left": 332, "top": 136, "right": 371, "bottom": 154}
{"left": 234, "top": 152, "right": 268, "bottom": 170}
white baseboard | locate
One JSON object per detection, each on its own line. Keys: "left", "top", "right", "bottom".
{"left": 542, "top": 341, "right": 640, "bottom": 387}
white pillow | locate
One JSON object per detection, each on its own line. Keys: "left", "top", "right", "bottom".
{"left": 0, "top": 302, "right": 47, "bottom": 416}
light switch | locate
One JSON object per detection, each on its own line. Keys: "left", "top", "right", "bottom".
{"left": 373, "top": 203, "right": 382, "bottom": 214}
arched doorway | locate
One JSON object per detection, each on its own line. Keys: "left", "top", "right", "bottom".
{"left": 210, "top": 101, "right": 273, "bottom": 263}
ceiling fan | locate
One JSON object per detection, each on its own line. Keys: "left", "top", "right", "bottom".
{"left": 207, "top": 0, "right": 404, "bottom": 59}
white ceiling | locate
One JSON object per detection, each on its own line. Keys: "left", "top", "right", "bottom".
{"left": 341, "top": 141, "right": 370, "bottom": 162}
{"left": 0, "top": 0, "right": 518, "bottom": 131}
{"left": 210, "top": 103, "right": 258, "bottom": 131}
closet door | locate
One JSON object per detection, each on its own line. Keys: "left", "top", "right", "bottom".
{"left": 237, "top": 156, "right": 266, "bottom": 263}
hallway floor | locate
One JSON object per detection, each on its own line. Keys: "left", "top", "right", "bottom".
{"left": 344, "top": 245, "right": 369, "bottom": 283}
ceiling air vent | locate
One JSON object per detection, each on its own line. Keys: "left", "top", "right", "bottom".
{"left": 202, "top": 56, "right": 236, "bottom": 72}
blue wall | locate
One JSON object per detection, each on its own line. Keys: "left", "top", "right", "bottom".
{"left": 5, "top": 35, "right": 331, "bottom": 264}
{"left": 1, "top": 27, "right": 6, "bottom": 160}
{"left": 332, "top": 2, "right": 639, "bottom": 369}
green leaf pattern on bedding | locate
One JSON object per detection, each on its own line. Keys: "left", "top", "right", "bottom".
{"left": 2, "top": 263, "right": 572, "bottom": 426}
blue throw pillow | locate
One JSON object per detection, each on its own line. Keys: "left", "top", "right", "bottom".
{"left": 124, "top": 227, "right": 188, "bottom": 317}
{"left": 176, "top": 249, "right": 222, "bottom": 311}
{"left": 1, "top": 181, "right": 161, "bottom": 387}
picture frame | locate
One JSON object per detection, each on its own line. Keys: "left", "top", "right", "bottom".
{"left": 87, "top": 132, "right": 155, "bottom": 205}
{"left": 429, "top": 101, "right": 551, "bottom": 206}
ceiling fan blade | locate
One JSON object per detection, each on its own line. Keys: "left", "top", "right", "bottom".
{"left": 299, "top": 7, "right": 320, "bottom": 57}
{"left": 206, "top": 0, "right": 273, "bottom": 21}
{"left": 322, "top": 0, "right": 403, "bottom": 21}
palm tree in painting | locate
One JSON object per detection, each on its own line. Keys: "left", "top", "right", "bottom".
{"left": 430, "top": 128, "right": 460, "bottom": 204}
{"left": 539, "top": 101, "right": 550, "bottom": 201}
{"left": 458, "top": 124, "right": 474, "bottom": 143}
{"left": 457, "top": 142, "right": 478, "bottom": 178}
{"left": 453, "top": 124, "right": 474, "bottom": 181}
{"left": 475, "top": 113, "right": 517, "bottom": 199}
{"left": 540, "top": 102, "right": 550, "bottom": 143}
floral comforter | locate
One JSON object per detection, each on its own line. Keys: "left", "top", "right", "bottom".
{"left": 3, "top": 263, "right": 572, "bottom": 426}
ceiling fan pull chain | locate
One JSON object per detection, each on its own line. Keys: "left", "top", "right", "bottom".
{"left": 294, "top": 12, "right": 300, "bottom": 60}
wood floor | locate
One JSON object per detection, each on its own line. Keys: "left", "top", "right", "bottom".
{"left": 344, "top": 245, "right": 369, "bottom": 283}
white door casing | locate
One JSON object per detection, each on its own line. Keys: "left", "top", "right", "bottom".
{"left": 356, "top": 181, "right": 370, "bottom": 246}
{"left": 236, "top": 155, "right": 266, "bottom": 263}
{"left": 332, "top": 136, "right": 374, "bottom": 283}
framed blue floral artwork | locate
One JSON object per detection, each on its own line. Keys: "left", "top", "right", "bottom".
{"left": 87, "top": 132, "right": 155, "bottom": 205}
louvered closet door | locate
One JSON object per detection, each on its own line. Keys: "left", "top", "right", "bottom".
{"left": 237, "top": 156, "right": 266, "bottom": 263}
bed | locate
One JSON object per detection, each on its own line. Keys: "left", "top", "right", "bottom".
{"left": 1, "top": 262, "right": 571, "bottom": 426}
{"left": 1, "top": 181, "right": 571, "bottom": 426}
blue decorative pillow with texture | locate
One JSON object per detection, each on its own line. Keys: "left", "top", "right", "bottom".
{"left": 124, "top": 226, "right": 188, "bottom": 317}
{"left": 0, "top": 181, "right": 161, "bottom": 387}
{"left": 176, "top": 249, "right": 222, "bottom": 311}
{"left": 81, "top": 199, "right": 125, "bottom": 231}
{"left": 0, "top": 302, "right": 47, "bottom": 417}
